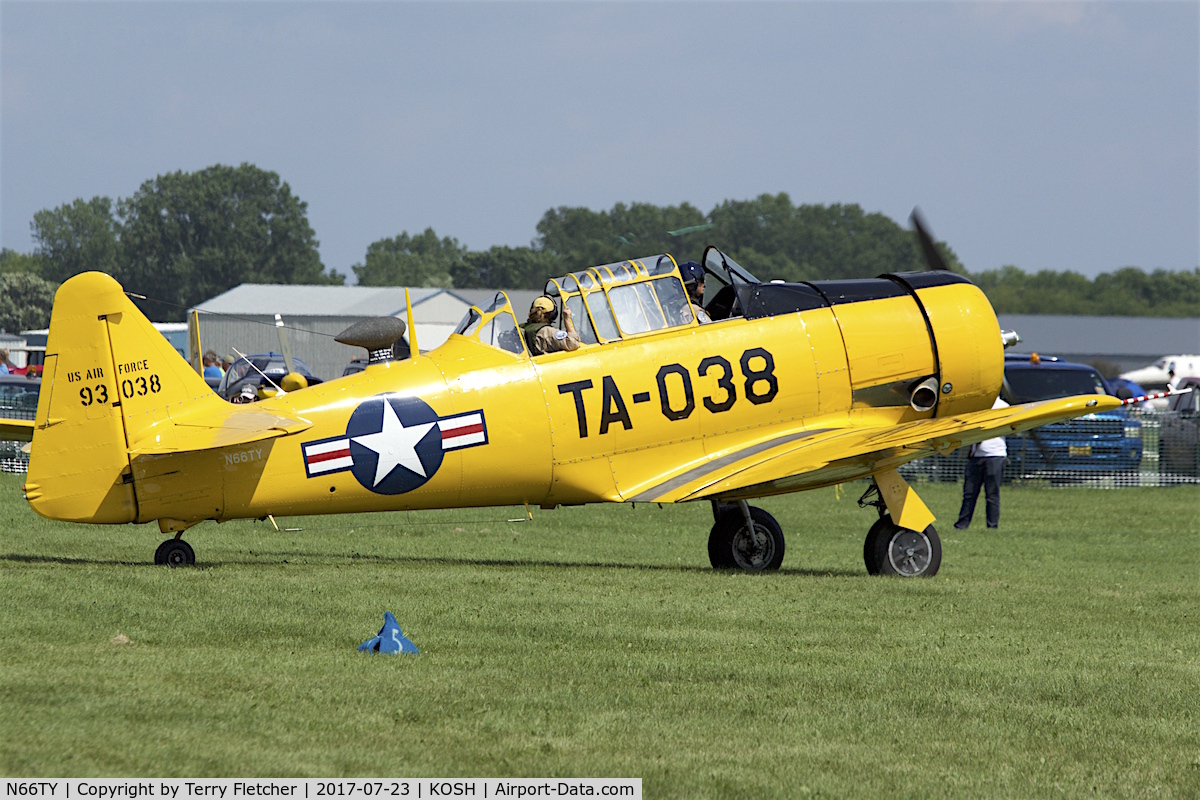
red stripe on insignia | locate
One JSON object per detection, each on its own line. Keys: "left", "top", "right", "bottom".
{"left": 308, "top": 447, "right": 350, "bottom": 464}
{"left": 441, "top": 423, "right": 484, "bottom": 439}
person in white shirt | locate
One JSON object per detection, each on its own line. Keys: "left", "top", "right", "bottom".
{"left": 955, "top": 396, "right": 1009, "bottom": 530}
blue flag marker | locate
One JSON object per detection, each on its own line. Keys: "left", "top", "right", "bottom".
{"left": 357, "top": 611, "right": 420, "bottom": 655}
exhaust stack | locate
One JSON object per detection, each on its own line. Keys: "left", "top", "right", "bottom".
{"left": 909, "top": 377, "right": 940, "bottom": 413}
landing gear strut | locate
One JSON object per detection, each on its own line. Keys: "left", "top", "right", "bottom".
{"left": 708, "top": 500, "right": 785, "bottom": 571}
{"left": 858, "top": 483, "right": 941, "bottom": 577}
{"left": 154, "top": 537, "right": 195, "bottom": 567}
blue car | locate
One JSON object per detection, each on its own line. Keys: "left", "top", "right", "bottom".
{"left": 999, "top": 354, "right": 1142, "bottom": 478}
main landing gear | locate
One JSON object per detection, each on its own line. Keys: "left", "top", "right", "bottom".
{"left": 154, "top": 536, "right": 195, "bottom": 566}
{"left": 705, "top": 480, "right": 942, "bottom": 577}
{"left": 858, "top": 483, "right": 941, "bottom": 578}
{"left": 708, "top": 500, "right": 785, "bottom": 571}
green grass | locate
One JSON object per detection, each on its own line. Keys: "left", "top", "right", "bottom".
{"left": 1, "top": 474, "right": 1197, "bottom": 797}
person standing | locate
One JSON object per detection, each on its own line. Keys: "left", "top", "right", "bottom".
{"left": 202, "top": 350, "right": 224, "bottom": 380}
{"left": 955, "top": 396, "right": 1009, "bottom": 530}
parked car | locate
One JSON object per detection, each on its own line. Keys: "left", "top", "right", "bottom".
{"left": 999, "top": 354, "right": 1142, "bottom": 478}
{"left": 0, "top": 374, "right": 40, "bottom": 471}
{"left": 1159, "top": 376, "right": 1200, "bottom": 477}
{"left": 1166, "top": 377, "right": 1200, "bottom": 411}
{"left": 0, "top": 373, "right": 41, "bottom": 420}
{"left": 217, "top": 353, "right": 322, "bottom": 401}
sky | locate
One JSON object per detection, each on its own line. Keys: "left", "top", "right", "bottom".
{"left": 2, "top": 1, "right": 1197, "bottom": 282}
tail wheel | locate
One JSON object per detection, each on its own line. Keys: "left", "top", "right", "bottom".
{"left": 708, "top": 506, "right": 785, "bottom": 572}
{"left": 864, "top": 519, "right": 941, "bottom": 578}
{"left": 154, "top": 538, "right": 195, "bottom": 567}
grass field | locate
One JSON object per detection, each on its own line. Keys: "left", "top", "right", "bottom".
{"left": 1, "top": 473, "right": 1197, "bottom": 797}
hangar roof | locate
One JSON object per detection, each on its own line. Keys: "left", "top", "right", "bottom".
{"left": 454, "top": 289, "right": 543, "bottom": 318}
{"left": 192, "top": 285, "right": 451, "bottom": 318}
{"left": 998, "top": 314, "right": 1200, "bottom": 358}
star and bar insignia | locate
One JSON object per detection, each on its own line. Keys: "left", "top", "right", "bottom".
{"left": 301, "top": 395, "right": 487, "bottom": 495}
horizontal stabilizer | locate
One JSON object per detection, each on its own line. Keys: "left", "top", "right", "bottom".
{"left": 0, "top": 418, "right": 35, "bottom": 443}
{"left": 130, "top": 406, "right": 311, "bottom": 455}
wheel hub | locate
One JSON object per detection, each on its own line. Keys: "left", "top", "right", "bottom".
{"left": 732, "top": 524, "right": 774, "bottom": 571}
{"left": 887, "top": 529, "right": 932, "bottom": 576}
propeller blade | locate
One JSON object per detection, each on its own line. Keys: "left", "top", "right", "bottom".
{"left": 910, "top": 207, "right": 952, "bottom": 271}
{"left": 275, "top": 313, "right": 296, "bottom": 375}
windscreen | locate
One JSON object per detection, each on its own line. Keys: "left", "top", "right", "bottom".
{"left": 453, "top": 308, "right": 482, "bottom": 337}
{"left": 703, "top": 246, "right": 760, "bottom": 286}
{"left": 1005, "top": 367, "right": 1107, "bottom": 402}
{"left": 476, "top": 312, "right": 524, "bottom": 355}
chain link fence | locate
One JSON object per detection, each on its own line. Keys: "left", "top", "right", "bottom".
{"left": 0, "top": 381, "right": 38, "bottom": 473}
{"left": 901, "top": 408, "right": 1200, "bottom": 487}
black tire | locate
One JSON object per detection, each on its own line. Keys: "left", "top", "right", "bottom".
{"left": 867, "top": 519, "right": 941, "bottom": 578}
{"left": 863, "top": 517, "right": 892, "bottom": 575}
{"left": 707, "top": 519, "right": 735, "bottom": 569}
{"left": 154, "top": 538, "right": 195, "bottom": 567}
{"left": 707, "top": 506, "right": 784, "bottom": 571}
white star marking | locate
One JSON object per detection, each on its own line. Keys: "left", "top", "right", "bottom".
{"left": 351, "top": 400, "right": 436, "bottom": 486}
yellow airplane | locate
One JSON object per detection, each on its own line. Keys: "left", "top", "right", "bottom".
{"left": 17, "top": 225, "right": 1118, "bottom": 576}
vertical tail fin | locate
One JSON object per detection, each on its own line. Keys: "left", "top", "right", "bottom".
{"left": 26, "top": 272, "right": 216, "bottom": 523}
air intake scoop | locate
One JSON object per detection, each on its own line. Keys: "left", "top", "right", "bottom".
{"left": 336, "top": 317, "right": 408, "bottom": 364}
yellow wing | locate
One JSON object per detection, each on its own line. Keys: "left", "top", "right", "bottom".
{"left": 626, "top": 394, "right": 1121, "bottom": 503}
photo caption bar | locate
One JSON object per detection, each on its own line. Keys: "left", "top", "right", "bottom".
{"left": 2, "top": 780, "right": 641, "bottom": 800}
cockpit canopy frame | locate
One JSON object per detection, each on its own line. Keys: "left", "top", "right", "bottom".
{"left": 451, "top": 291, "right": 525, "bottom": 355}
{"left": 543, "top": 254, "right": 698, "bottom": 345}
{"left": 450, "top": 249, "right": 757, "bottom": 356}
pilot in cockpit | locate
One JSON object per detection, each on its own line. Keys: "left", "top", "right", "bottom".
{"left": 678, "top": 261, "right": 712, "bottom": 324}
{"left": 522, "top": 296, "right": 581, "bottom": 355}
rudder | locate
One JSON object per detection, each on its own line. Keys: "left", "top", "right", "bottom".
{"left": 26, "top": 272, "right": 214, "bottom": 523}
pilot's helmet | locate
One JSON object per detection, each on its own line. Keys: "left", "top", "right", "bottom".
{"left": 678, "top": 261, "right": 704, "bottom": 286}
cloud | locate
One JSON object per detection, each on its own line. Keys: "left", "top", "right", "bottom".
{"left": 965, "top": 1, "right": 1122, "bottom": 38}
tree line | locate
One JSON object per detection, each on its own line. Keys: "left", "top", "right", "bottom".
{"left": 2, "top": 162, "right": 1196, "bottom": 331}
{"left": 0, "top": 163, "right": 338, "bottom": 326}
